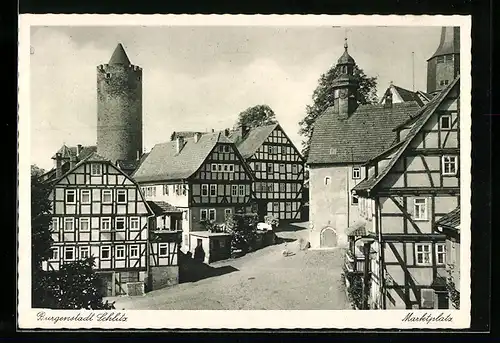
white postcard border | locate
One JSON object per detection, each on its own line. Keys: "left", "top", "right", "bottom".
{"left": 18, "top": 14, "right": 472, "bottom": 329}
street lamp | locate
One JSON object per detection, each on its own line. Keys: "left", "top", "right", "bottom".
{"left": 358, "top": 237, "right": 375, "bottom": 310}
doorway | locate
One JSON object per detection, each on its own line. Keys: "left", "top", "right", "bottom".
{"left": 320, "top": 227, "right": 338, "bottom": 248}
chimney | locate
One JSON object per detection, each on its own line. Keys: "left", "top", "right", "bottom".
{"left": 224, "top": 128, "right": 230, "bottom": 137}
{"left": 176, "top": 137, "right": 185, "bottom": 154}
{"left": 194, "top": 132, "right": 202, "bottom": 143}
{"left": 55, "top": 153, "right": 63, "bottom": 178}
{"left": 384, "top": 88, "right": 393, "bottom": 108}
{"left": 212, "top": 129, "right": 215, "bottom": 133}
{"left": 241, "top": 125, "right": 249, "bottom": 137}
{"left": 136, "top": 150, "right": 141, "bottom": 161}
{"left": 76, "top": 144, "right": 83, "bottom": 157}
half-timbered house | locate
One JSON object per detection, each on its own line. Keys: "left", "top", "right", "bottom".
{"left": 132, "top": 131, "right": 255, "bottom": 253}
{"left": 228, "top": 123, "right": 305, "bottom": 221}
{"left": 351, "top": 75, "right": 460, "bottom": 309}
{"left": 307, "top": 40, "right": 421, "bottom": 249}
{"left": 379, "top": 83, "right": 432, "bottom": 107}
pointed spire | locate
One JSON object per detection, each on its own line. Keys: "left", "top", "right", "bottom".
{"left": 109, "top": 43, "right": 131, "bottom": 65}
{"left": 428, "top": 27, "right": 460, "bottom": 60}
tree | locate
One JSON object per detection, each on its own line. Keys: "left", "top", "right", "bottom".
{"left": 299, "top": 64, "right": 378, "bottom": 159}
{"left": 31, "top": 164, "right": 46, "bottom": 178}
{"left": 31, "top": 174, "right": 54, "bottom": 272}
{"left": 236, "top": 104, "right": 277, "bottom": 128}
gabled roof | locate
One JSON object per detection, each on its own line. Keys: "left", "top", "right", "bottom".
{"left": 116, "top": 153, "right": 150, "bottom": 175}
{"left": 352, "top": 76, "right": 460, "bottom": 194}
{"left": 109, "top": 43, "right": 131, "bottom": 65}
{"left": 132, "top": 132, "right": 234, "bottom": 183}
{"left": 307, "top": 101, "right": 420, "bottom": 165}
{"left": 51, "top": 145, "right": 97, "bottom": 160}
{"left": 147, "top": 201, "right": 182, "bottom": 215}
{"left": 228, "top": 123, "right": 279, "bottom": 159}
{"left": 380, "top": 84, "right": 429, "bottom": 107}
{"left": 436, "top": 206, "right": 460, "bottom": 230}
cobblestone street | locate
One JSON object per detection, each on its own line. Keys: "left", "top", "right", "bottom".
{"left": 109, "top": 224, "right": 351, "bottom": 310}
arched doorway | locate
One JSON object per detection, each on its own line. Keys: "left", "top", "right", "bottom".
{"left": 320, "top": 227, "right": 338, "bottom": 248}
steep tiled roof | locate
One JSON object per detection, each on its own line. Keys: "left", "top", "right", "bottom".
{"left": 132, "top": 132, "right": 230, "bottom": 183}
{"left": 352, "top": 76, "right": 460, "bottom": 194}
{"left": 380, "top": 85, "right": 429, "bottom": 107}
{"left": 436, "top": 206, "right": 460, "bottom": 229}
{"left": 116, "top": 153, "right": 150, "bottom": 175}
{"left": 229, "top": 123, "right": 279, "bottom": 159}
{"left": 307, "top": 101, "right": 420, "bottom": 165}
{"left": 109, "top": 43, "right": 131, "bottom": 65}
{"left": 147, "top": 201, "right": 182, "bottom": 215}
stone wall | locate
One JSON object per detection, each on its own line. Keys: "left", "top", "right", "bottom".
{"left": 148, "top": 266, "right": 179, "bottom": 291}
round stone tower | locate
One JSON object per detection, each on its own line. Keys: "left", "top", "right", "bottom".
{"left": 97, "top": 43, "right": 143, "bottom": 163}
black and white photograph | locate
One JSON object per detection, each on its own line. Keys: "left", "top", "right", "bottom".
{"left": 18, "top": 15, "right": 471, "bottom": 329}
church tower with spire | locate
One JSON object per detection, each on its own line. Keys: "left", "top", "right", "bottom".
{"left": 331, "top": 38, "right": 359, "bottom": 119}
{"left": 97, "top": 43, "right": 143, "bottom": 164}
{"left": 426, "top": 27, "right": 460, "bottom": 95}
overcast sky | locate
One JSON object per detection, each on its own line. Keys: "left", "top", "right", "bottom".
{"left": 30, "top": 25, "right": 442, "bottom": 170}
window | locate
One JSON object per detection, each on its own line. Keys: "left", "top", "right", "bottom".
{"left": 442, "top": 156, "right": 458, "bottom": 176}
{"left": 279, "top": 183, "right": 286, "bottom": 192}
{"left": 415, "top": 243, "right": 432, "bottom": 266}
{"left": 200, "top": 209, "right": 208, "bottom": 221}
{"left": 79, "top": 218, "right": 90, "bottom": 231}
{"left": 130, "top": 217, "right": 140, "bottom": 230}
{"left": 163, "top": 184, "right": 169, "bottom": 195}
{"left": 444, "top": 80, "right": 449, "bottom": 85}
{"left": 102, "top": 190, "right": 112, "bottom": 204}
{"left": 115, "top": 245, "right": 125, "bottom": 259}
{"left": 268, "top": 146, "right": 275, "bottom": 154}
{"left": 325, "top": 177, "right": 331, "bottom": 185}
{"left": 292, "top": 164, "right": 298, "bottom": 174}
{"left": 49, "top": 247, "right": 59, "bottom": 261}
{"left": 224, "top": 145, "right": 230, "bottom": 153}
{"left": 436, "top": 243, "right": 446, "bottom": 265}
{"left": 413, "top": 198, "right": 428, "bottom": 221}
{"left": 439, "top": 80, "right": 445, "bottom": 86}
{"left": 210, "top": 184, "right": 217, "bottom": 196}
{"left": 159, "top": 243, "right": 169, "bottom": 257}
{"left": 440, "top": 115, "right": 452, "bottom": 130}
{"left": 79, "top": 246, "right": 90, "bottom": 259}
{"left": 231, "top": 185, "right": 238, "bottom": 196}
{"left": 65, "top": 190, "right": 76, "bottom": 204}
{"left": 223, "top": 165, "right": 228, "bottom": 172}
{"left": 285, "top": 202, "right": 292, "bottom": 211}
{"left": 117, "top": 190, "right": 127, "bottom": 203}
{"left": 210, "top": 164, "right": 217, "bottom": 172}
{"left": 101, "top": 217, "right": 111, "bottom": 231}
{"left": 64, "top": 247, "right": 75, "bottom": 261}
{"left": 291, "top": 183, "right": 297, "bottom": 192}
{"left": 255, "top": 163, "right": 261, "bottom": 171}
{"left": 279, "top": 164, "right": 285, "bottom": 173}
{"left": 202, "top": 184, "right": 208, "bottom": 196}
{"left": 116, "top": 217, "right": 126, "bottom": 231}
{"left": 273, "top": 202, "right": 279, "bottom": 212}
{"left": 81, "top": 190, "right": 91, "bottom": 204}
{"left": 352, "top": 195, "right": 359, "bottom": 205}
{"left": 421, "top": 289, "right": 435, "bottom": 309}
{"left": 52, "top": 218, "right": 59, "bottom": 231}
{"left": 209, "top": 209, "right": 216, "bottom": 221}
{"left": 229, "top": 164, "right": 234, "bottom": 172}
{"left": 64, "top": 218, "right": 74, "bottom": 232}
{"left": 329, "top": 148, "right": 337, "bottom": 155}
{"left": 352, "top": 167, "right": 361, "bottom": 179}
{"left": 437, "top": 56, "right": 445, "bottom": 63}
{"left": 91, "top": 163, "right": 102, "bottom": 176}
{"left": 100, "top": 246, "right": 111, "bottom": 260}
{"left": 267, "top": 163, "right": 273, "bottom": 173}
{"left": 218, "top": 164, "right": 223, "bottom": 171}
{"left": 129, "top": 245, "right": 139, "bottom": 258}
{"left": 224, "top": 208, "right": 232, "bottom": 218}
{"left": 238, "top": 185, "right": 245, "bottom": 196}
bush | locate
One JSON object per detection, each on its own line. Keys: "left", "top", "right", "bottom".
{"left": 225, "top": 213, "right": 259, "bottom": 254}
{"left": 341, "top": 264, "right": 369, "bottom": 310}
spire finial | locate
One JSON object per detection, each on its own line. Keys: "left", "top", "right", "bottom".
{"left": 344, "top": 37, "right": 348, "bottom": 51}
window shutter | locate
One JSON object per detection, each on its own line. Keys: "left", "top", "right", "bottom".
{"left": 421, "top": 289, "right": 435, "bottom": 309}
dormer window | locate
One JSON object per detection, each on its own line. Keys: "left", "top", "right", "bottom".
{"left": 329, "top": 148, "right": 337, "bottom": 155}
{"left": 91, "top": 163, "right": 102, "bottom": 176}
{"left": 352, "top": 167, "right": 361, "bottom": 179}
